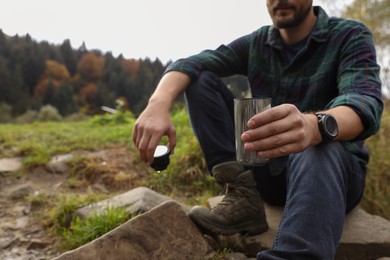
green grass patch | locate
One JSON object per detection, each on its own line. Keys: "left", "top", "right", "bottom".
{"left": 0, "top": 119, "right": 134, "bottom": 167}
{"left": 60, "top": 207, "right": 129, "bottom": 250}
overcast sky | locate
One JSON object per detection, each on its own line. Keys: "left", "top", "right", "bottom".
{"left": 1, "top": 0, "right": 341, "bottom": 63}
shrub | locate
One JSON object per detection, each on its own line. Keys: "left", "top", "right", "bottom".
{"left": 0, "top": 102, "right": 13, "bottom": 123}
{"left": 14, "top": 110, "right": 38, "bottom": 124}
{"left": 36, "top": 105, "right": 63, "bottom": 122}
{"left": 64, "top": 112, "right": 90, "bottom": 122}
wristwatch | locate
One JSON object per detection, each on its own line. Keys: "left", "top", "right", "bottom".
{"left": 316, "top": 114, "right": 339, "bottom": 142}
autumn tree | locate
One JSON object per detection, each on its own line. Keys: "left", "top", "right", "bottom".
{"left": 121, "top": 58, "right": 140, "bottom": 79}
{"left": 35, "top": 60, "right": 71, "bottom": 96}
{"left": 80, "top": 83, "right": 97, "bottom": 103}
{"left": 76, "top": 52, "right": 104, "bottom": 82}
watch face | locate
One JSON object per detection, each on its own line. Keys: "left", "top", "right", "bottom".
{"left": 324, "top": 115, "right": 338, "bottom": 138}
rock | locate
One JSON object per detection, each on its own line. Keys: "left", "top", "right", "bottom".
{"left": 0, "top": 157, "right": 22, "bottom": 172}
{"left": 336, "top": 207, "right": 390, "bottom": 259}
{"left": 0, "top": 235, "right": 15, "bottom": 249}
{"left": 27, "top": 239, "right": 51, "bottom": 250}
{"left": 53, "top": 200, "right": 215, "bottom": 260}
{"left": 47, "top": 154, "right": 73, "bottom": 173}
{"left": 74, "top": 186, "right": 187, "bottom": 219}
{"left": 15, "top": 216, "right": 29, "bottom": 229}
{"left": 207, "top": 196, "right": 390, "bottom": 259}
{"left": 8, "top": 184, "right": 34, "bottom": 200}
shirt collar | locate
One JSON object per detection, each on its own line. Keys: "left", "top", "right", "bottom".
{"left": 266, "top": 6, "right": 329, "bottom": 49}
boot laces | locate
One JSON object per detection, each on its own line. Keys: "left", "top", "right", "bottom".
{"left": 212, "top": 183, "right": 247, "bottom": 212}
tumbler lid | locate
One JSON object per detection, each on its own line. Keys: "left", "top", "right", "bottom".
{"left": 150, "top": 145, "right": 170, "bottom": 171}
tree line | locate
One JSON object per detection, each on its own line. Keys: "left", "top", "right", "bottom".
{"left": 0, "top": 29, "right": 249, "bottom": 119}
{"left": 0, "top": 29, "right": 170, "bottom": 117}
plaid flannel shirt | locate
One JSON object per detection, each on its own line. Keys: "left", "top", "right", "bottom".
{"left": 166, "top": 6, "right": 383, "bottom": 170}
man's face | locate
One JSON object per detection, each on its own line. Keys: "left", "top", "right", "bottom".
{"left": 266, "top": 0, "right": 313, "bottom": 29}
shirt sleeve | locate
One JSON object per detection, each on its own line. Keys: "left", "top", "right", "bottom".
{"left": 327, "top": 22, "right": 383, "bottom": 140}
{"left": 164, "top": 33, "right": 252, "bottom": 79}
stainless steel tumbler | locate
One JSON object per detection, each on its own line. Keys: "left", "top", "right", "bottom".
{"left": 234, "top": 98, "right": 271, "bottom": 166}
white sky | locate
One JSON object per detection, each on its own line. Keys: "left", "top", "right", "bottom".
{"left": 1, "top": 0, "right": 341, "bottom": 63}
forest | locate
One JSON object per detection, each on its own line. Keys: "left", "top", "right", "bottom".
{"left": 0, "top": 29, "right": 167, "bottom": 118}
{"left": 0, "top": 30, "right": 248, "bottom": 121}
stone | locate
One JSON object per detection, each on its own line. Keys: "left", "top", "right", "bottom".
{"left": 53, "top": 200, "right": 215, "bottom": 260}
{"left": 8, "top": 184, "right": 34, "bottom": 200}
{"left": 15, "top": 216, "right": 29, "bottom": 229}
{"left": 27, "top": 239, "right": 51, "bottom": 250}
{"left": 207, "top": 196, "right": 390, "bottom": 260}
{"left": 336, "top": 207, "right": 390, "bottom": 259}
{"left": 47, "top": 154, "right": 73, "bottom": 173}
{"left": 74, "top": 186, "right": 187, "bottom": 219}
{"left": 0, "top": 157, "right": 22, "bottom": 172}
{"left": 0, "top": 235, "right": 15, "bottom": 249}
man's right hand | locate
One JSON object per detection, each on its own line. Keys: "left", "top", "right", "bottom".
{"left": 132, "top": 71, "right": 191, "bottom": 164}
{"left": 132, "top": 104, "right": 176, "bottom": 165}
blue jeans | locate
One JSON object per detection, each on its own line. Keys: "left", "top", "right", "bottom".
{"left": 185, "top": 71, "right": 366, "bottom": 259}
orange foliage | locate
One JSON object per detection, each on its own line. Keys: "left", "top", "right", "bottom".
{"left": 34, "top": 60, "right": 70, "bottom": 96}
{"left": 79, "top": 83, "right": 97, "bottom": 104}
{"left": 77, "top": 53, "right": 104, "bottom": 81}
{"left": 44, "top": 60, "right": 70, "bottom": 81}
{"left": 121, "top": 59, "right": 139, "bottom": 79}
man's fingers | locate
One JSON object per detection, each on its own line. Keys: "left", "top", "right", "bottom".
{"left": 248, "top": 104, "right": 295, "bottom": 129}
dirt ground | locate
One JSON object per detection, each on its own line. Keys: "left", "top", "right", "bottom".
{"left": 0, "top": 146, "right": 149, "bottom": 260}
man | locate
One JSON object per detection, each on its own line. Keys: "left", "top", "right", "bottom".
{"left": 132, "top": 0, "right": 383, "bottom": 258}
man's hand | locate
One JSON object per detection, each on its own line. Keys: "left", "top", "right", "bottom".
{"left": 132, "top": 71, "right": 191, "bottom": 165}
{"left": 241, "top": 104, "right": 321, "bottom": 159}
{"left": 132, "top": 105, "right": 176, "bottom": 165}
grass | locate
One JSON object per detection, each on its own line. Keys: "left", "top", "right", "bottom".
{"left": 60, "top": 206, "right": 128, "bottom": 250}
{"left": 0, "top": 104, "right": 389, "bottom": 252}
{"left": 41, "top": 189, "right": 117, "bottom": 250}
{"left": 0, "top": 120, "right": 134, "bottom": 168}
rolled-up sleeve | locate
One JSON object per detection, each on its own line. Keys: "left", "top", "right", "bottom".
{"left": 327, "top": 22, "right": 383, "bottom": 140}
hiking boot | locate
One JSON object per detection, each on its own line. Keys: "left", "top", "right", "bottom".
{"left": 212, "top": 161, "right": 245, "bottom": 185}
{"left": 188, "top": 161, "right": 268, "bottom": 235}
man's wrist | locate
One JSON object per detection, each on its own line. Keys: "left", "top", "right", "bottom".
{"left": 148, "top": 94, "right": 173, "bottom": 112}
{"left": 306, "top": 113, "right": 323, "bottom": 145}
{"left": 316, "top": 113, "right": 339, "bottom": 142}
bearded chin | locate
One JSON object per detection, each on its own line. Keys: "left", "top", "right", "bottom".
{"left": 273, "top": 18, "right": 302, "bottom": 29}
{"left": 272, "top": 4, "right": 313, "bottom": 29}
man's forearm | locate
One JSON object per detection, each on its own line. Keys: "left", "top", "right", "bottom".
{"left": 324, "top": 106, "right": 364, "bottom": 141}
{"left": 148, "top": 71, "right": 192, "bottom": 111}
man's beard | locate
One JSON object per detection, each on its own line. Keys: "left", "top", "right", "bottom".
{"left": 272, "top": 3, "right": 312, "bottom": 29}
